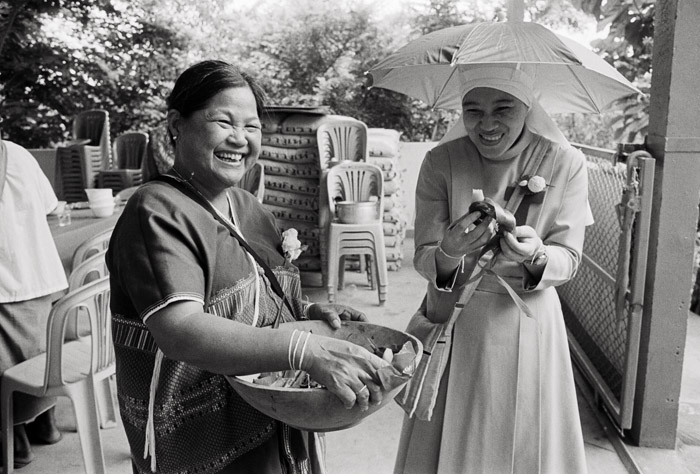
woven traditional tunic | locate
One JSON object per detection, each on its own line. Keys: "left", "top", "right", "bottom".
{"left": 394, "top": 132, "right": 590, "bottom": 474}
{"left": 107, "top": 181, "right": 311, "bottom": 474}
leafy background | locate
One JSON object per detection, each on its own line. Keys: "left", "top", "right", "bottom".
{"left": 0, "top": 0, "right": 652, "bottom": 148}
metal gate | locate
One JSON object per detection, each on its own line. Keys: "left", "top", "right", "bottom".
{"left": 559, "top": 145, "right": 655, "bottom": 430}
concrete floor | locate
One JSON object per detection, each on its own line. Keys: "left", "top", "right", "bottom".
{"left": 8, "top": 237, "right": 700, "bottom": 474}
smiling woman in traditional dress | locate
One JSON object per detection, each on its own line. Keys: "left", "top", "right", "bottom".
{"left": 393, "top": 66, "right": 592, "bottom": 474}
{"left": 107, "top": 60, "right": 387, "bottom": 474}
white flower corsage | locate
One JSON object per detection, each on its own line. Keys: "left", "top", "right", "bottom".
{"left": 281, "top": 228, "right": 308, "bottom": 262}
{"left": 518, "top": 175, "right": 549, "bottom": 194}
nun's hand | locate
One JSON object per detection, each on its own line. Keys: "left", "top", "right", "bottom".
{"left": 439, "top": 211, "right": 496, "bottom": 259}
{"left": 500, "top": 225, "right": 543, "bottom": 263}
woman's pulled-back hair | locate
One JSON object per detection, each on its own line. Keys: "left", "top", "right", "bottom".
{"left": 166, "top": 60, "right": 266, "bottom": 118}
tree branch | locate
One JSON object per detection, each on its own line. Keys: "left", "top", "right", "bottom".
{"left": 0, "top": 0, "right": 29, "bottom": 58}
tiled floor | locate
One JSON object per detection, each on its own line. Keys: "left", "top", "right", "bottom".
{"left": 9, "top": 237, "right": 700, "bottom": 474}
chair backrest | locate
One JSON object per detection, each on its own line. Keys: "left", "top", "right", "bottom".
{"left": 69, "top": 249, "right": 108, "bottom": 291}
{"left": 326, "top": 161, "right": 384, "bottom": 220}
{"left": 316, "top": 119, "right": 368, "bottom": 170}
{"left": 71, "top": 227, "right": 114, "bottom": 272}
{"left": 72, "top": 109, "right": 111, "bottom": 169}
{"left": 43, "top": 277, "right": 112, "bottom": 389}
{"left": 234, "top": 161, "right": 265, "bottom": 203}
{"left": 113, "top": 131, "right": 148, "bottom": 169}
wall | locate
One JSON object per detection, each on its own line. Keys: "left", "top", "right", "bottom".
{"left": 397, "top": 141, "right": 437, "bottom": 234}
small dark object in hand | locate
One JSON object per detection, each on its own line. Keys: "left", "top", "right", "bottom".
{"left": 468, "top": 198, "right": 517, "bottom": 234}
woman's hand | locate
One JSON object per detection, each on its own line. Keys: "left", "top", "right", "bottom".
{"left": 302, "top": 334, "right": 389, "bottom": 411}
{"left": 306, "top": 303, "right": 367, "bottom": 330}
{"left": 439, "top": 211, "right": 497, "bottom": 259}
{"left": 499, "top": 225, "right": 543, "bottom": 263}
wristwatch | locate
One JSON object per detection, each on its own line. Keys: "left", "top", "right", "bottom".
{"left": 527, "top": 246, "right": 548, "bottom": 267}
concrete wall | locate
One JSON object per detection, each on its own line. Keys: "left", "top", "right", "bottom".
{"left": 397, "top": 141, "right": 437, "bottom": 233}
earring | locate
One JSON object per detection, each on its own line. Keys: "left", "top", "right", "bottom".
{"left": 172, "top": 135, "right": 178, "bottom": 141}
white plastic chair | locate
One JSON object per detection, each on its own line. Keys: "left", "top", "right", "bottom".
{"left": 326, "top": 162, "right": 387, "bottom": 305}
{"left": 66, "top": 249, "right": 117, "bottom": 430}
{"left": 72, "top": 109, "right": 111, "bottom": 170}
{"left": 1, "top": 277, "right": 112, "bottom": 474}
{"left": 70, "top": 227, "right": 114, "bottom": 272}
{"left": 316, "top": 119, "right": 369, "bottom": 170}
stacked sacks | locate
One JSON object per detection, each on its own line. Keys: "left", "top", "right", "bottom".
{"left": 259, "top": 110, "right": 342, "bottom": 276}
{"left": 367, "top": 128, "right": 407, "bottom": 271}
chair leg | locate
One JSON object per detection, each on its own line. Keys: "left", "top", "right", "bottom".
{"left": 68, "top": 380, "right": 107, "bottom": 474}
{"left": 1, "top": 386, "right": 14, "bottom": 474}
{"left": 95, "top": 376, "right": 118, "bottom": 429}
{"left": 327, "top": 245, "right": 339, "bottom": 304}
{"left": 366, "top": 255, "right": 375, "bottom": 290}
{"left": 338, "top": 256, "right": 346, "bottom": 291}
{"left": 373, "top": 234, "right": 388, "bottom": 306}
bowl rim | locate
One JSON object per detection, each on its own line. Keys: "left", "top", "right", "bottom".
{"left": 336, "top": 200, "right": 376, "bottom": 206}
{"left": 228, "top": 320, "right": 422, "bottom": 394}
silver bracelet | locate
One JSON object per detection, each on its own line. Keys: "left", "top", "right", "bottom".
{"left": 526, "top": 244, "right": 547, "bottom": 266}
{"left": 302, "top": 302, "right": 313, "bottom": 319}
{"left": 437, "top": 241, "right": 464, "bottom": 260}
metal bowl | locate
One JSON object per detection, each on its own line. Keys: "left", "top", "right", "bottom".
{"left": 226, "top": 321, "right": 421, "bottom": 432}
{"left": 336, "top": 201, "right": 377, "bottom": 224}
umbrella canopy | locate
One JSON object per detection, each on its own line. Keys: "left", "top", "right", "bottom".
{"left": 367, "top": 21, "right": 641, "bottom": 114}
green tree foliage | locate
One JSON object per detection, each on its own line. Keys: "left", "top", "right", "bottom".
{"left": 0, "top": 0, "right": 185, "bottom": 147}
{"left": 574, "top": 0, "right": 654, "bottom": 143}
{"left": 0, "top": 0, "right": 651, "bottom": 147}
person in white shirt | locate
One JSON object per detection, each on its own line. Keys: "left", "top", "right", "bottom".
{"left": 0, "top": 137, "right": 68, "bottom": 467}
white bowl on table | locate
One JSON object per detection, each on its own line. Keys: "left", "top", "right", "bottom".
{"left": 90, "top": 202, "right": 115, "bottom": 218}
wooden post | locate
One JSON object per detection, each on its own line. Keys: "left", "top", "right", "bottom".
{"left": 631, "top": 0, "right": 700, "bottom": 447}
{"left": 507, "top": 0, "right": 524, "bottom": 22}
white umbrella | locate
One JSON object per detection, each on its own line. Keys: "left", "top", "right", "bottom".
{"left": 367, "top": 21, "right": 641, "bottom": 114}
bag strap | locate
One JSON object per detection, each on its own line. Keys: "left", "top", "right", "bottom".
{"left": 153, "top": 174, "right": 296, "bottom": 317}
{"left": 446, "top": 136, "right": 552, "bottom": 326}
{"left": 505, "top": 135, "right": 550, "bottom": 215}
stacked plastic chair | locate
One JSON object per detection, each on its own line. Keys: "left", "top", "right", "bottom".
{"left": 72, "top": 109, "right": 112, "bottom": 170}
{"left": 53, "top": 143, "right": 99, "bottom": 202}
{"left": 54, "top": 110, "right": 111, "bottom": 202}
{"left": 316, "top": 118, "right": 368, "bottom": 169}
{"left": 325, "top": 161, "right": 387, "bottom": 305}
{"left": 97, "top": 131, "right": 148, "bottom": 193}
{"left": 315, "top": 119, "right": 371, "bottom": 283}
